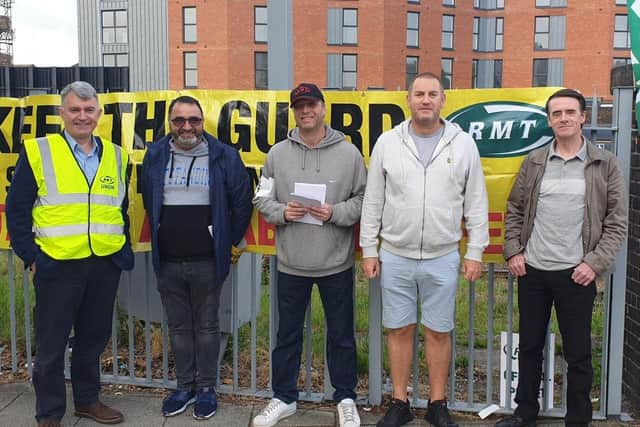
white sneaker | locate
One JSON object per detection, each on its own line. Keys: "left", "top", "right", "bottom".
{"left": 253, "top": 398, "right": 297, "bottom": 427}
{"left": 337, "top": 398, "right": 360, "bottom": 427}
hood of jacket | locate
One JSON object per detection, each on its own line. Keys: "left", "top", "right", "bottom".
{"left": 285, "top": 125, "right": 346, "bottom": 172}
{"left": 394, "top": 118, "right": 464, "bottom": 158}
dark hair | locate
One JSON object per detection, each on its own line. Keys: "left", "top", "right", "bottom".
{"left": 545, "top": 88, "right": 586, "bottom": 114}
{"left": 408, "top": 72, "right": 444, "bottom": 93}
{"left": 168, "top": 95, "right": 204, "bottom": 117}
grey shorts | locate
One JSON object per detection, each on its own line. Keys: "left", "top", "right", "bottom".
{"left": 379, "top": 248, "right": 460, "bottom": 332}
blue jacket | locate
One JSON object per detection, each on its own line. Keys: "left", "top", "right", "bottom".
{"left": 141, "top": 132, "right": 253, "bottom": 283}
{"left": 6, "top": 134, "right": 134, "bottom": 272}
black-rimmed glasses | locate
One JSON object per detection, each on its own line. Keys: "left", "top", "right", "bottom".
{"left": 170, "top": 116, "right": 203, "bottom": 126}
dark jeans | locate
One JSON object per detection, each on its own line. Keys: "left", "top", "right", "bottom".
{"left": 272, "top": 268, "right": 358, "bottom": 403}
{"left": 515, "top": 265, "right": 596, "bottom": 425}
{"left": 157, "top": 260, "right": 222, "bottom": 392}
{"left": 32, "top": 255, "right": 121, "bottom": 422}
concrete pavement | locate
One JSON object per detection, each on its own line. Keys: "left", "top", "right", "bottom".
{"left": 0, "top": 382, "right": 631, "bottom": 427}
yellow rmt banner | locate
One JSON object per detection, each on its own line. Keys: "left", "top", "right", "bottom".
{"left": 0, "top": 87, "right": 560, "bottom": 262}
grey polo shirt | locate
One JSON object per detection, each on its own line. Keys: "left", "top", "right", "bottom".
{"left": 524, "top": 140, "right": 587, "bottom": 271}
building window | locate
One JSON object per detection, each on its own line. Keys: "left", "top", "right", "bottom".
{"left": 407, "top": 12, "right": 420, "bottom": 48}
{"left": 474, "top": 0, "right": 504, "bottom": 10}
{"left": 255, "top": 52, "right": 268, "bottom": 89}
{"left": 535, "top": 0, "right": 567, "bottom": 7}
{"left": 534, "top": 16, "right": 566, "bottom": 50}
{"left": 532, "top": 58, "right": 564, "bottom": 86}
{"left": 328, "top": 8, "right": 358, "bottom": 45}
{"left": 408, "top": 0, "right": 420, "bottom": 3}
{"left": 443, "top": 0, "right": 455, "bottom": 6}
{"left": 613, "top": 57, "right": 631, "bottom": 67}
{"left": 184, "top": 52, "right": 198, "bottom": 88}
{"left": 255, "top": 6, "right": 268, "bottom": 43}
{"left": 442, "top": 15, "right": 454, "bottom": 50}
{"left": 103, "top": 53, "right": 128, "bottom": 67}
{"left": 101, "top": 10, "right": 127, "bottom": 44}
{"left": 183, "top": 7, "right": 197, "bottom": 43}
{"left": 614, "top": 14, "right": 630, "bottom": 49}
{"left": 616, "top": 0, "right": 627, "bottom": 5}
{"left": 473, "top": 17, "right": 503, "bottom": 52}
{"left": 442, "top": 58, "right": 453, "bottom": 89}
{"left": 472, "top": 59, "right": 502, "bottom": 88}
{"left": 406, "top": 56, "right": 419, "bottom": 89}
{"left": 327, "top": 53, "right": 357, "bottom": 89}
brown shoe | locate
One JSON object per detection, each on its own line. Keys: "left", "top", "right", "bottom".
{"left": 37, "top": 419, "right": 61, "bottom": 427}
{"left": 74, "top": 401, "right": 123, "bottom": 424}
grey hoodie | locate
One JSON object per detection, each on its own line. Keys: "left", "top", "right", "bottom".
{"left": 360, "top": 119, "right": 489, "bottom": 261}
{"left": 253, "top": 125, "right": 367, "bottom": 277}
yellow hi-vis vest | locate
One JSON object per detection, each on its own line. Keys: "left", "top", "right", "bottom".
{"left": 25, "top": 134, "right": 128, "bottom": 260}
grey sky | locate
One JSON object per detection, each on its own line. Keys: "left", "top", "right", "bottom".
{"left": 12, "top": 0, "right": 78, "bottom": 66}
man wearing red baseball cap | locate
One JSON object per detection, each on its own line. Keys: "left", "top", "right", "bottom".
{"left": 253, "top": 83, "right": 366, "bottom": 427}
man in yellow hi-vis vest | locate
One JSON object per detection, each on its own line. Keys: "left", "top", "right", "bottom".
{"left": 6, "top": 81, "right": 133, "bottom": 427}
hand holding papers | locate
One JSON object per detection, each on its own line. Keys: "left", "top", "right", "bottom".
{"left": 289, "top": 182, "right": 326, "bottom": 226}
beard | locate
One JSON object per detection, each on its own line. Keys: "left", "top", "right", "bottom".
{"left": 173, "top": 132, "right": 202, "bottom": 150}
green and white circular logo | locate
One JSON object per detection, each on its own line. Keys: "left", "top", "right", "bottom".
{"left": 447, "top": 101, "right": 554, "bottom": 158}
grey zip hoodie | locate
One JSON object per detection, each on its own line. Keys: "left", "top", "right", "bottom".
{"left": 253, "top": 125, "right": 367, "bottom": 277}
{"left": 360, "top": 118, "right": 489, "bottom": 261}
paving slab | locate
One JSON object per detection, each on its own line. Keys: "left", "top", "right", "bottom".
{"left": 164, "top": 401, "right": 254, "bottom": 427}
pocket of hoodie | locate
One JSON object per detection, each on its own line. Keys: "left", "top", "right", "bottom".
{"left": 423, "top": 205, "right": 461, "bottom": 248}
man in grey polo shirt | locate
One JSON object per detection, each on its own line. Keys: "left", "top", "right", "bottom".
{"left": 497, "top": 89, "right": 627, "bottom": 427}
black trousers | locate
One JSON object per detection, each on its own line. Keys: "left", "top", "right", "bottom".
{"left": 514, "top": 265, "right": 596, "bottom": 426}
{"left": 271, "top": 268, "right": 358, "bottom": 403}
{"left": 32, "top": 255, "right": 121, "bottom": 422}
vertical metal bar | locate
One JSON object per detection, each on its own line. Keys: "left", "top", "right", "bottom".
{"left": 303, "top": 296, "right": 312, "bottom": 396}
{"left": 467, "top": 280, "right": 475, "bottom": 406}
{"left": 162, "top": 307, "right": 169, "bottom": 384}
{"left": 269, "top": 256, "right": 278, "bottom": 390}
{"left": 505, "top": 273, "right": 515, "bottom": 410}
{"left": 111, "top": 303, "right": 118, "bottom": 376}
{"left": 250, "top": 254, "right": 258, "bottom": 392}
{"left": 127, "top": 270, "right": 135, "bottom": 381}
{"left": 542, "top": 323, "right": 552, "bottom": 412}
{"left": 411, "top": 325, "right": 419, "bottom": 404}
{"left": 368, "top": 276, "right": 383, "bottom": 406}
{"left": 8, "top": 251, "right": 17, "bottom": 372}
{"left": 23, "top": 272, "right": 32, "bottom": 377}
{"left": 232, "top": 264, "right": 239, "bottom": 392}
{"left": 144, "top": 254, "right": 152, "bottom": 382}
{"left": 486, "top": 263, "right": 495, "bottom": 403}
{"left": 604, "top": 86, "right": 632, "bottom": 415}
{"left": 448, "top": 309, "right": 456, "bottom": 404}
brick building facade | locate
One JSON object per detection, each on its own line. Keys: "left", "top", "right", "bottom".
{"left": 162, "top": 0, "right": 629, "bottom": 97}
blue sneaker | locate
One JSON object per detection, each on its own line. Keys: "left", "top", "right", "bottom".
{"left": 193, "top": 387, "right": 217, "bottom": 420}
{"left": 162, "top": 389, "right": 196, "bottom": 417}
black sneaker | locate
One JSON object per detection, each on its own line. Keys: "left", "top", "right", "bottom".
{"left": 425, "top": 399, "right": 458, "bottom": 427}
{"left": 495, "top": 414, "right": 537, "bottom": 427}
{"left": 376, "top": 398, "right": 414, "bottom": 427}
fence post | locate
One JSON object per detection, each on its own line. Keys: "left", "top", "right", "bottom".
{"left": 368, "top": 277, "right": 383, "bottom": 406}
{"left": 605, "top": 86, "right": 632, "bottom": 415}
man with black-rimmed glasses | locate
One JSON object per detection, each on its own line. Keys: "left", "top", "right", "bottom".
{"left": 141, "top": 95, "right": 252, "bottom": 420}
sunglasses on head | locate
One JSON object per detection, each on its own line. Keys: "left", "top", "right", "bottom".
{"left": 170, "top": 116, "right": 203, "bottom": 126}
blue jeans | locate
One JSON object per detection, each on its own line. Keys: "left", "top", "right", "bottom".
{"left": 515, "top": 265, "right": 596, "bottom": 425}
{"left": 32, "top": 255, "right": 121, "bottom": 422}
{"left": 157, "top": 260, "right": 222, "bottom": 391}
{"left": 272, "top": 268, "right": 358, "bottom": 403}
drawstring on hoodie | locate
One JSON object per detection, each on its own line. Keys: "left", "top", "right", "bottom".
{"left": 299, "top": 147, "right": 321, "bottom": 172}
{"left": 168, "top": 147, "right": 206, "bottom": 188}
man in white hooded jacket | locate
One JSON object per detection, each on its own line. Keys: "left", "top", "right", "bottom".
{"left": 360, "top": 72, "right": 489, "bottom": 427}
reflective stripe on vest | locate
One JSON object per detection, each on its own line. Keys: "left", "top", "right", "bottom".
{"left": 25, "top": 134, "right": 128, "bottom": 260}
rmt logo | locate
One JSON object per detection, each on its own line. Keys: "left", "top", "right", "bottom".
{"left": 447, "top": 102, "right": 554, "bottom": 158}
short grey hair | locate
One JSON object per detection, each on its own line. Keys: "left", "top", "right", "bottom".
{"left": 60, "top": 81, "right": 98, "bottom": 104}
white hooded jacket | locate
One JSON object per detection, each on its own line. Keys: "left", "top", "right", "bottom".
{"left": 360, "top": 118, "right": 489, "bottom": 261}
